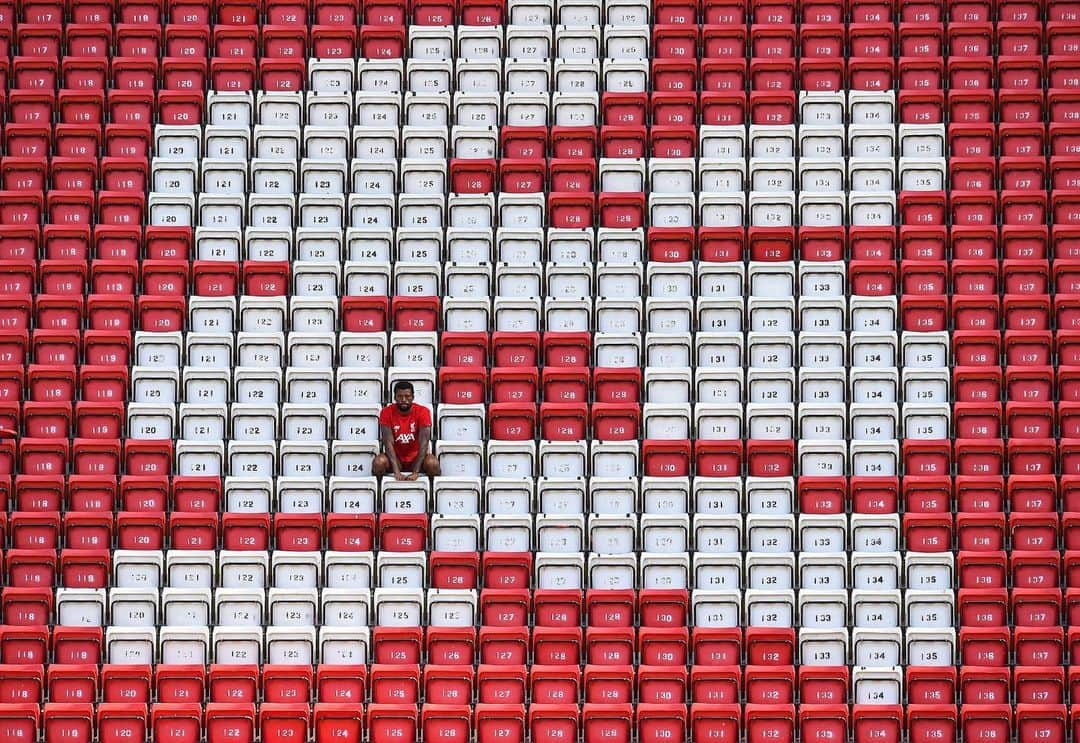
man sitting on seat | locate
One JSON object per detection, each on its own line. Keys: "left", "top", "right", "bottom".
{"left": 372, "top": 380, "right": 441, "bottom": 480}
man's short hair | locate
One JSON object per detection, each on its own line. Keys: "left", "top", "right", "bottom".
{"left": 393, "top": 380, "right": 415, "bottom": 394}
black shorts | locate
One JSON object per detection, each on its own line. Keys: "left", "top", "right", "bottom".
{"left": 393, "top": 446, "right": 434, "bottom": 470}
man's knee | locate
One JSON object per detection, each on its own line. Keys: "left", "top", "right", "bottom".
{"left": 421, "top": 454, "right": 441, "bottom": 477}
{"left": 372, "top": 453, "right": 391, "bottom": 476}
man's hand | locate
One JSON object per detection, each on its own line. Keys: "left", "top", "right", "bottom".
{"left": 405, "top": 471, "right": 419, "bottom": 481}
{"left": 393, "top": 470, "right": 408, "bottom": 481}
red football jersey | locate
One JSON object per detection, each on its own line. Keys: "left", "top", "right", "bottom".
{"left": 379, "top": 403, "right": 433, "bottom": 464}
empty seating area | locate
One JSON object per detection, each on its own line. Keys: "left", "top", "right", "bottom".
{"left": 0, "top": 0, "right": 1078, "bottom": 740}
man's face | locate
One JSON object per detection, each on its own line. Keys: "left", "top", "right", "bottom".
{"left": 394, "top": 387, "right": 413, "bottom": 412}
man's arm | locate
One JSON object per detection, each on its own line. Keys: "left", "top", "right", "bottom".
{"left": 379, "top": 424, "right": 402, "bottom": 476}
{"left": 412, "top": 425, "right": 432, "bottom": 475}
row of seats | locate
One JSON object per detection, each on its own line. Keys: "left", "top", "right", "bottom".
{"left": 0, "top": 365, "right": 996, "bottom": 422}
{"left": 0, "top": 260, "right": 1031, "bottom": 305}
{"left": 170, "top": 63, "right": 1080, "bottom": 104}
{"left": 0, "top": 90, "right": 1070, "bottom": 156}
{"left": 138, "top": 102, "right": 1033, "bottom": 137}
{"left": 135, "top": 294, "right": 1080, "bottom": 335}
{"left": 1, "top": 430, "right": 1068, "bottom": 474}
{"left": 2, "top": 403, "right": 989, "bottom": 450}
{"left": 7, "top": 191, "right": 1054, "bottom": 231}
{"left": 0, "top": 293, "right": 1071, "bottom": 339}
{"left": 6, "top": 502, "right": 1080, "bottom": 554}
{"left": 9, "top": 479, "right": 1080, "bottom": 529}
{"left": 2, "top": 468, "right": 1070, "bottom": 512}
{"left": 105, "top": 398, "right": 966, "bottom": 437}
{"left": 12, "top": 434, "right": 1041, "bottom": 478}
{"left": 0, "top": 621, "right": 1068, "bottom": 667}
{"left": 0, "top": 89, "right": 1054, "bottom": 136}
{"left": 11, "top": 188, "right": 1026, "bottom": 228}
{"left": 0, "top": 661, "right": 990, "bottom": 703}
{"left": 139, "top": 155, "right": 982, "bottom": 192}
{"left": 4, "top": 700, "right": 1080, "bottom": 743}
{"left": 74, "top": 364, "right": 964, "bottom": 406}
{"left": 7, "top": 87, "right": 1023, "bottom": 130}
{"left": 137, "top": 122, "right": 997, "bottom": 164}
{"left": 0, "top": 506, "right": 959, "bottom": 550}
{"left": 14, "top": 547, "right": 1074, "bottom": 592}
{"left": 265, "top": 125, "right": 1034, "bottom": 163}
{"left": 126, "top": 191, "right": 1028, "bottom": 226}
{"left": 0, "top": 618, "right": 971, "bottom": 665}
{"left": 138, "top": 153, "right": 1067, "bottom": 190}
{"left": 0, "top": 227, "right": 1058, "bottom": 269}
{"left": 0, "top": 472, "right": 940, "bottom": 519}
{"left": 141, "top": 119, "right": 937, "bottom": 155}
{"left": 0, "top": 0, "right": 1072, "bottom": 26}
{"left": 0, "top": 523, "right": 1072, "bottom": 569}
{"left": 62, "top": 326, "right": 1043, "bottom": 368}
{"left": 0, "top": 327, "right": 963, "bottom": 370}
{"left": 0, "top": 355, "right": 969, "bottom": 392}
{"left": 0, "top": 298, "right": 1056, "bottom": 336}
{"left": 0, "top": 226, "right": 1071, "bottom": 281}
{"left": 1, "top": 412, "right": 1048, "bottom": 480}
{"left": 2, "top": 516, "right": 1079, "bottom": 565}
{"left": 0, "top": 623, "right": 1065, "bottom": 666}
{"left": 10, "top": 661, "right": 1080, "bottom": 705}
{"left": 0, "top": 437, "right": 932, "bottom": 481}
{"left": 118, "top": 154, "right": 1074, "bottom": 198}
{"left": 17, "top": 584, "right": 965, "bottom": 628}
{"left": 0, "top": 544, "right": 985, "bottom": 588}
{"left": 2, "top": 489, "right": 1078, "bottom": 537}
{"left": 0, "top": 149, "right": 1054, "bottom": 197}
{"left": 0, "top": 549, "right": 854, "bottom": 595}
{"left": 13, "top": 699, "right": 1060, "bottom": 743}
{"left": 0, "top": 425, "right": 1023, "bottom": 472}
{"left": 1, "top": 222, "right": 1027, "bottom": 257}
{"left": 0, "top": 46, "right": 1067, "bottom": 83}
{"left": 0, "top": 256, "right": 1065, "bottom": 299}
{"left": 0, "top": 468, "right": 1073, "bottom": 511}
{"left": 0, "top": 55, "right": 1062, "bottom": 95}
{"left": 0, "top": 58, "right": 1070, "bottom": 103}
{"left": 8, "top": 18, "right": 1080, "bottom": 60}
{"left": 3, "top": 12, "right": 1076, "bottom": 44}
{"left": 0, "top": 86, "right": 1056, "bottom": 130}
